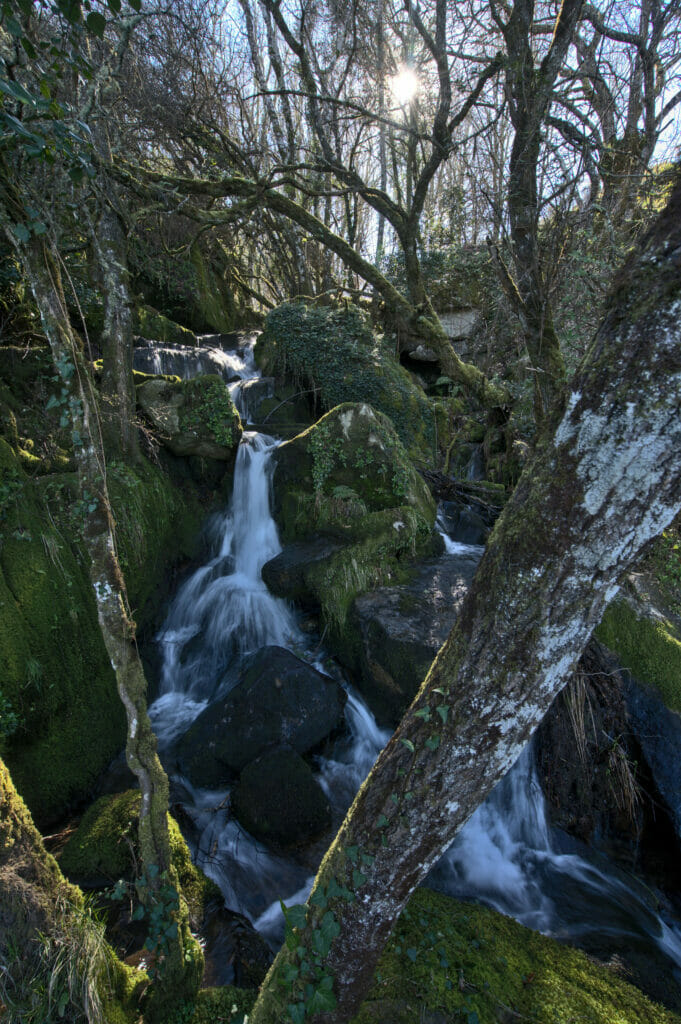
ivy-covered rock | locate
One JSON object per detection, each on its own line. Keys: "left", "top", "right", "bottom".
{"left": 255, "top": 302, "right": 437, "bottom": 465}
{"left": 231, "top": 747, "right": 331, "bottom": 849}
{"left": 175, "top": 646, "right": 346, "bottom": 787}
{"left": 137, "top": 374, "right": 242, "bottom": 461}
{"left": 58, "top": 790, "right": 220, "bottom": 927}
{"left": 269, "top": 403, "right": 437, "bottom": 631}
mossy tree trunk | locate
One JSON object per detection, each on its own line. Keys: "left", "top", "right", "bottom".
{"left": 90, "top": 198, "right": 140, "bottom": 462}
{"left": 0, "top": 207, "right": 201, "bottom": 1014}
{"left": 247, "top": 172, "right": 681, "bottom": 1024}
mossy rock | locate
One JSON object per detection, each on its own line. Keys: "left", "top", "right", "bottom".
{"left": 595, "top": 597, "right": 681, "bottom": 714}
{"left": 0, "top": 757, "right": 145, "bottom": 1024}
{"left": 134, "top": 304, "right": 199, "bottom": 347}
{"left": 170, "top": 887, "right": 680, "bottom": 1024}
{"left": 352, "top": 888, "right": 681, "bottom": 1024}
{"left": 256, "top": 302, "right": 437, "bottom": 465}
{"left": 58, "top": 789, "right": 220, "bottom": 926}
{"left": 270, "top": 403, "right": 436, "bottom": 629}
{"left": 0, "top": 436, "right": 203, "bottom": 824}
{"left": 137, "top": 374, "right": 242, "bottom": 461}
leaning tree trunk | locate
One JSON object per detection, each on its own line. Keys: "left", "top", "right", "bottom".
{"left": 248, "top": 171, "right": 681, "bottom": 1024}
{"left": 0, "top": 223, "right": 202, "bottom": 1017}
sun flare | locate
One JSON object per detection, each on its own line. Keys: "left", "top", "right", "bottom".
{"left": 390, "top": 65, "right": 419, "bottom": 106}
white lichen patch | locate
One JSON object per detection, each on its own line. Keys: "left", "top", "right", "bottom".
{"left": 94, "top": 580, "right": 114, "bottom": 603}
{"left": 339, "top": 409, "right": 355, "bottom": 438}
{"left": 368, "top": 432, "right": 386, "bottom": 450}
{"left": 393, "top": 521, "right": 405, "bottom": 531}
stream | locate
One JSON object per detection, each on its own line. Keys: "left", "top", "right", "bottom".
{"left": 139, "top": 335, "right": 681, "bottom": 984}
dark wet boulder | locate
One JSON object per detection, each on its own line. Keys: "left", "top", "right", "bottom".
{"left": 232, "top": 747, "right": 331, "bottom": 848}
{"left": 176, "top": 646, "right": 346, "bottom": 786}
{"left": 261, "top": 537, "right": 347, "bottom": 608}
{"left": 338, "top": 551, "right": 479, "bottom": 725}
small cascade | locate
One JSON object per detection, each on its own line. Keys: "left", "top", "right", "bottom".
{"left": 431, "top": 747, "right": 681, "bottom": 973}
{"left": 151, "top": 433, "right": 299, "bottom": 741}
{"left": 134, "top": 338, "right": 255, "bottom": 382}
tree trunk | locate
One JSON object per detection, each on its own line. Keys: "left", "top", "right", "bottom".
{"left": 91, "top": 199, "right": 140, "bottom": 461}
{"left": 0, "top": 221, "right": 202, "bottom": 1016}
{"left": 248, "top": 170, "right": 681, "bottom": 1024}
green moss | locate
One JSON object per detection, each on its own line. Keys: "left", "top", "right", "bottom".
{"left": 273, "top": 404, "right": 436, "bottom": 630}
{"left": 134, "top": 305, "right": 198, "bottom": 347}
{"left": 179, "top": 375, "right": 242, "bottom": 450}
{"left": 59, "top": 790, "right": 220, "bottom": 926}
{"left": 595, "top": 599, "right": 681, "bottom": 713}
{"left": 351, "top": 889, "right": 680, "bottom": 1024}
{"left": 171, "top": 986, "right": 256, "bottom": 1024}
{"left": 106, "top": 458, "right": 203, "bottom": 630}
{"left": 256, "top": 303, "right": 436, "bottom": 465}
{"left": 0, "top": 430, "right": 203, "bottom": 823}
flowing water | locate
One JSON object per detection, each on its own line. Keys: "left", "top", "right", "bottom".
{"left": 144, "top": 337, "right": 681, "bottom": 979}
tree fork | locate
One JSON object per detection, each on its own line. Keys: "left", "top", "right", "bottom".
{"left": 248, "top": 171, "right": 681, "bottom": 1024}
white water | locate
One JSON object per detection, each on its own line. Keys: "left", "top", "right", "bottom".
{"left": 145, "top": 338, "right": 681, "bottom": 974}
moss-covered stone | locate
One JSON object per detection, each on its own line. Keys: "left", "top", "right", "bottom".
{"left": 137, "top": 375, "right": 242, "bottom": 461}
{"left": 0, "top": 756, "right": 144, "bottom": 1024}
{"left": 595, "top": 598, "right": 681, "bottom": 714}
{"left": 351, "top": 888, "right": 680, "bottom": 1024}
{"left": 58, "top": 790, "right": 220, "bottom": 926}
{"left": 256, "top": 302, "right": 437, "bottom": 465}
{"left": 270, "top": 403, "right": 436, "bottom": 630}
{"left": 0, "top": 433, "right": 203, "bottom": 825}
{"left": 171, "top": 888, "right": 679, "bottom": 1024}
{"left": 134, "top": 305, "right": 199, "bottom": 347}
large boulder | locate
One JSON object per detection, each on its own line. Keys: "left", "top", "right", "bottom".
{"left": 255, "top": 302, "right": 437, "bottom": 465}
{"left": 176, "top": 646, "right": 346, "bottom": 787}
{"left": 269, "top": 403, "right": 437, "bottom": 630}
{"left": 137, "top": 374, "right": 242, "bottom": 460}
{"left": 231, "top": 747, "right": 331, "bottom": 848}
{"left": 340, "top": 550, "right": 480, "bottom": 724}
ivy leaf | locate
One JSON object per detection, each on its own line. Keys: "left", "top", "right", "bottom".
{"left": 352, "top": 868, "right": 367, "bottom": 888}
{"left": 425, "top": 735, "right": 440, "bottom": 751}
{"left": 414, "top": 707, "right": 431, "bottom": 721}
{"left": 128, "top": 0, "right": 142, "bottom": 9}
{"left": 345, "top": 845, "right": 359, "bottom": 864}
{"left": 287, "top": 1002, "right": 306, "bottom": 1024}
{"left": 376, "top": 813, "right": 389, "bottom": 828}
{"left": 282, "top": 902, "right": 307, "bottom": 931}
{"left": 107, "top": 0, "right": 122, "bottom": 11}
{"left": 436, "top": 705, "right": 449, "bottom": 724}
{"left": 325, "top": 877, "right": 343, "bottom": 901}
{"left": 406, "top": 947, "right": 418, "bottom": 961}
{"left": 308, "top": 976, "right": 337, "bottom": 1014}
{"left": 400, "top": 738, "right": 415, "bottom": 753}
{"left": 86, "top": 11, "right": 107, "bottom": 35}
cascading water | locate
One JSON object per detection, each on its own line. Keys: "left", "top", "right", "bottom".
{"left": 146, "top": 336, "right": 681, "bottom": 981}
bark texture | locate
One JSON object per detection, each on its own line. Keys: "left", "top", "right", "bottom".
{"left": 248, "top": 171, "right": 681, "bottom": 1024}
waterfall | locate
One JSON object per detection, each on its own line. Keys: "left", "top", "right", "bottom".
{"left": 144, "top": 337, "right": 681, "bottom": 975}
